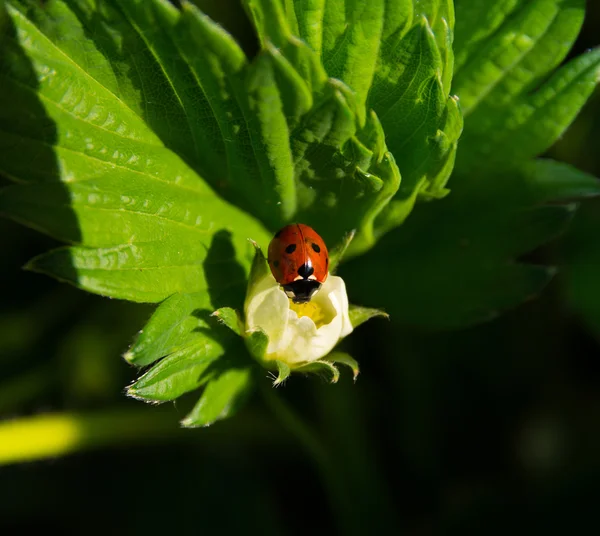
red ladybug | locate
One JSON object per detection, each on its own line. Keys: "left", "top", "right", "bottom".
{"left": 268, "top": 223, "right": 329, "bottom": 303}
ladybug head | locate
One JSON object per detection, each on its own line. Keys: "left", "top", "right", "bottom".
{"left": 283, "top": 280, "right": 322, "bottom": 304}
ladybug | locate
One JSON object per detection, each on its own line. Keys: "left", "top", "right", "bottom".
{"left": 268, "top": 223, "right": 329, "bottom": 303}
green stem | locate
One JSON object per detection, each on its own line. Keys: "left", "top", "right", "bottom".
{"left": 259, "top": 383, "right": 350, "bottom": 531}
{"left": 0, "top": 408, "right": 180, "bottom": 465}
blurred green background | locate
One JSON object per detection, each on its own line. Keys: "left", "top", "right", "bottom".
{"left": 1, "top": 2, "right": 599, "bottom": 535}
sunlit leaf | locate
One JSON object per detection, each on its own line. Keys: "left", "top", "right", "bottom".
{"left": 0, "top": 1, "right": 271, "bottom": 302}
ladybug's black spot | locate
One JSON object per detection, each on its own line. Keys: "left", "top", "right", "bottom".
{"left": 274, "top": 229, "right": 283, "bottom": 238}
{"left": 297, "top": 263, "right": 314, "bottom": 279}
{"left": 285, "top": 243, "right": 297, "bottom": 254}
{"left": 311, "top": 242, "right": 321, "bottom": 253}
{"left": 273, "top": 260, "right": 279, "bottom": 268}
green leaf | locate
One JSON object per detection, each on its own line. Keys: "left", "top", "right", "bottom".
{"left": 454, "top": 0, "right": 585, "bottom": 114}
{"left": 124, "top": 291, "right": 246, "bottom": 402}
{"left": 343, "top": 0, "right": 599, "bottom": 329}
{"left": 273, "top": 360, "right": 291, "bottom": 386}
{"left": 328, "top": 229, "right": 356, "bottom": 273}
{"left": 21, "top": 229, "right": 257, "bottom": 304}
{"left": 127, "top": 344, "right": 225, "bottom": 403}
{"left": 255, "top": 0, "right": 386, "bottom": 125}
{"left": 243, "top": 0, "right": 329, "bottom": 95}
{"left": 124, "top": 292, "right": 217, "bottom": 368}
{"left": 181, "top": 365, "right": 254, "bottom": 427}
{"left": 245, "top": 328, "right": 270, "bottom": 362}
{"left": 0, "top": 1, "right": 271, "bottom": 302}
{"left": 348, "top": 305, "right": 389, "bottom": 329}
{"left": 243, "top": 0, "right": 458, "bottom": 249}
{"left": 368, "top": 13, "right": 459, "bottom": 218}
{"left": 454, "top": 0, "right": 598, "bottom": 174}
{"left": 412, "top": 0, "right": 455, "bottom": 93}
{"left": 289, "top": 82, "right": 401, "bottom": 251}
{"left": 212, "top": 307, "right": 242, "bottom": 336}
{"left": 319, "top": 0, "right": 385, "bottom": 125}
{"left": 561, "top": 199, "right": 600, "bottom": 336}
{"left": 517, "top": 159, "right": 600, "bottom": 203}
{"left": 325, "top": 351, "right": 360, "bottom": 381}
{"left": 296, "top": 360, "right": 340, "bottom": 383}
{"left": 246, "top": 241, "right": 271, "bottom": 293}
{"left": 281, "top": 0, "right": 326, "bottom": 56}
{"left": 344, "top": 159, "right": 600, "bottom": 329}
{"left": 166, "top": 1, "right": 296, "bottom": 226}
{"left": 125, "top": 290, "right": 255, "bottom": 418}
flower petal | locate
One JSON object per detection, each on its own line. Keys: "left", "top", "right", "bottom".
{"left": 245, "top": 274, "right": 290, "bottom": 355}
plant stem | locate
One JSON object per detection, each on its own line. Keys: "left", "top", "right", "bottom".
{"left": 0, "top": 408, "right": 179, "bottom": 465}
{"left": 259, "top": 382, "right": 352, "bottom": 532}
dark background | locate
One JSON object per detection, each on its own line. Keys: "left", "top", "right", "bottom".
{"left": 1, "top": 2, "right": 599, "bottom": 535}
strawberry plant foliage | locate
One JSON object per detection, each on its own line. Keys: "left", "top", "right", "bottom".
{"left": 0, "top": 0, "right": 598, "bottom": 425}
{"left": 345, "top": 0, "right": 600, "bottom": 328}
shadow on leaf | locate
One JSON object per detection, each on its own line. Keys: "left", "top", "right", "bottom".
{"left": 203, "top": 229, "right": 248, "bottom": 311}
{"left": 0, "top": 8, "right": 80, "bottom": 282}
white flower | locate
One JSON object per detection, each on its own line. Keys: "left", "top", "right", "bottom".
{"left": 244, "top": 271, "right": 353, "bottom": 367}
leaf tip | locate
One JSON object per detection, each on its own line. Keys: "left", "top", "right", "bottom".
{"left": 272, "top": 376, "right": 287, "bottom": 388}
{"left": 125, "top": 386, "right": 154, "bottom": 404}
{"left": 329, "top": 365, "right": 340, "bottom": 384}
{"left": 180, "top": 415, "right": 213, "bottom": 429}
{"left": 247, "top": 238, "right": 261, "bottom": 249}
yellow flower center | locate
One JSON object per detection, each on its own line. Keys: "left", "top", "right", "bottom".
{"left": 289, "top": 300, "right": 327, "bottom": 329}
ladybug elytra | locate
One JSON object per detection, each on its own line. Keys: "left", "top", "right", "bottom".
{"left": 268, "top": 223, "right": 329, "bottom": 304}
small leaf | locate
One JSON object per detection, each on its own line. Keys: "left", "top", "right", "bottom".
{"left": 127, "top": 344, "right": 224, "bottom": 403}
{"left": 295, "top": 360, "right": 340, "bottom": 383}
{"left": 319, "top": 0, "right": 386, "bottom": 125}
{"left": 212, "top": 307, "right": 242, "bottom": 336}
{"left": 273, "top": 360, "right": 291, "bottom": 386}
{"left": 283, "top": 0, "right": 327, "bottom": 56}
{"left": 348, "top": 305, "right": 389, "bottom": 330}
{"left": 124, "top": 292, "right": 216, "bottom": 367}
{"left": 181, "top": 365, "right": 254, "bottom": 427}
{"left": 264, "top": 43, "right": 313, "bottom": 130}
{"left": 246, "top": 242, "right": 271, "bottom": 294}
{"left": 368, "top": 17, "right": 450, "bottom": 201}
{"left": 347, "top": 151, "right": 402, "bottom": 257}
{"left": 245, "top": 328, "right": 270, "bottom": 362}
{"left": 243, "top": 0, "right": 328, "bottom": 94}
{"left": 326, "top": 352, "right": 360, "bottom": 381}
{"left": 379, "top": 0, "right": 413, "bottom": 52}
{"left": 124, "top": 292, "right": 249, "bottom": 404}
